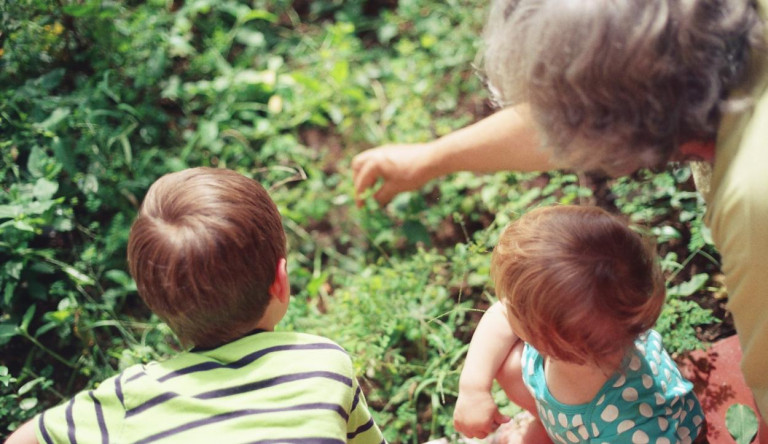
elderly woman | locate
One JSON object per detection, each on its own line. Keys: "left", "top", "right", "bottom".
{"left": 353, "top": 0, "right": 768, "bottom": 430}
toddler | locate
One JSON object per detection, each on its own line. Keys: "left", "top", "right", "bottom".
{"left": 454, "top": 205, "right": 703, "bottom": 444}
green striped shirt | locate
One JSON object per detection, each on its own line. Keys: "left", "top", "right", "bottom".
{"left": 35, "top": 331, "right": 385, "bottom": 443}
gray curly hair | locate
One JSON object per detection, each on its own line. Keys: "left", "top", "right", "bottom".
{"left": 483, "top": 0, "right": 764, "bottom": 175}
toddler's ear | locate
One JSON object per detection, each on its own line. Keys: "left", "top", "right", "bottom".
{"left": 269, "top": 258, "right": 290, "bottom": 303}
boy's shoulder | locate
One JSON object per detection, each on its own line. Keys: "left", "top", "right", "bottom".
{"left": 230, "top": 330, "right": 349, "bottom": 354}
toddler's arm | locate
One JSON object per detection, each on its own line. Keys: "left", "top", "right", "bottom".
{"left": 5, "top": 419, "right": 39, "bottom": 444}
{"left": 454, "top": 301, "right": 520, "bottom": 438}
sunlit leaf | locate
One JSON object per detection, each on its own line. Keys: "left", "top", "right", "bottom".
{"left": 726, "top": 404, "right": 759, "bottom": 444}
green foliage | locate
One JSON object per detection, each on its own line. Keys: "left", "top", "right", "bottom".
{"left": 1, "top": 0, "right": 723, "bottom": 441}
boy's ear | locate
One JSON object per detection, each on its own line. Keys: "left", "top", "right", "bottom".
{"left": 269, "top": 258, "right": 290, "bottom": 303}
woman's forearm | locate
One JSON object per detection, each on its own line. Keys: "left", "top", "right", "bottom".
{"left": 426, "top": 104, "right": 554, "bottom": 179}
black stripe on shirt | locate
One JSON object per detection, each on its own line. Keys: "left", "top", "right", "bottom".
{"left": 351, "top": 386, "right": 361, "bottom": 412}
{"left": 115, "top": 371, "right": 125, "bottom": 408}
{"left": 126, "top": 371, "right": 147, "bottom": 383}
{"left": 196, "top": 371, "right": 353, "bottom": 400}
{"left": 125, "top": 392, "right": 180, "bottom": 418}
{"left": 65, "top": 397, "right": 77, "bottom": 444}
{"left": 126, "top": 371, "right": 351, "bottom": 418}
{"left": 133, "top": 403, "right": 349, "bottom": 444}
{"left": 38, "top": 411, "right": 54, "bottom": 444}
{"left": 347, "top": 417, "right": 375, "bottom": 439}
{"left": 158, "top": 343, "right": 346, "bottom": 382}
{"left": 88, "top": 391, "right": 109, "bottom": 444}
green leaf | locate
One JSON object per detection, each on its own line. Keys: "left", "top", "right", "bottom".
{"left": 242, "top": 9, "right": 277, "bottom": 23}
{"left": 33, "top": 178, "right": 59, "bottom": 201}
{"left": 104, "top": 269, "right": 134, "bottom": 288}
{"left": 20, "top": 397, "right": 38, "bottom": 410}
{"left": 402, "top": 220, "right": 431, "bottom": 246}
{"left": 726, "top": 403, "right": 759, "bottom": 444}
{"left": 0, "top": 323, "right": 19, "bottom": 342}
{"left": 27, "top": 146, "right": 48, "bottom": 178}
{"left": 4, "top": 262, "right": 23, "bottom": 280}
{"left": 235, "top": 29, "right": 265, "bottom": 47}
{"left": 668, "top": 273, "right": 709, "bottom": 298}
{"left": 18, "top": 377, "right": 44, "bottom": 396}
{"left": 20, "top": 305, "right": 36, "bottom": 333}
{"left": 0, "top": 205, "right": 22, "bottom": 219}
{"left": 37, "top": 107, "right": 71, "bottom": 131}
{"left": 3, "top": 281, "right": 17, "bottom": 306}
{"left": 63, "top": 266, "right": 95, "bottom": 286}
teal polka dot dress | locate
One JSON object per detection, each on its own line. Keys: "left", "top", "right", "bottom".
{"left": 522, "top": 330, "right": 704, "bottom": 443}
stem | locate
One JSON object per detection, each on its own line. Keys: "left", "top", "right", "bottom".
{"left": 19, "top": 330, "right": 76, "bottom": 369}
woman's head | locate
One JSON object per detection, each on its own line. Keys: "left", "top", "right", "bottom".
{"left": 491, "top": 205, "right": 665, "bottom": 369}
{"left": 484, "top": 0, "right": 762, "bottom": 175}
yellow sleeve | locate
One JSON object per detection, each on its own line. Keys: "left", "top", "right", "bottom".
{"left": 709, "top": 65, "right": 768, "bottom": 418}
{"left": 346, "top": 375, "right": 385, "bottom": 444}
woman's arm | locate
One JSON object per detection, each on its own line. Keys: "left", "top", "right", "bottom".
{"left": 352, "top": 104, "right": 554, "bottom": 206}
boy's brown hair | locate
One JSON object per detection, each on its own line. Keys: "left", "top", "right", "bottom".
{"left": 127, "top": 167, "right": 286, "bottom": 348}
{"left": 491, "top": 205, "right": 665, "bottom": 369}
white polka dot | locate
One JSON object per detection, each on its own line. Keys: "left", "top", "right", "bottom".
{"left": 639, "top": 403, "right": 653, "bottom": 417}
{"left": 658, "top": 417, "right": 668, "bottom": 431}
{"left": 632, "top": 430, "right": 649, "bottom": 444}
{"left": 664, "top": 368, "right": 671, "bottom": 380}
{"left": 572, "top": 414, "right": 583, "bottom": 427}
{"left": 656, "top": 438, "right": 670, "bottom": 444}
{"left": 673, "top": 409, "right": 682, "bottom": 419}
{"left": 597, "top": 394, "right": 605, "bottom": 405}
{"left": 671, "top": 395, "right": 680, "bottom": 407}
{"left": 548, "top": 409, "right": 555, "bottom": 425}
{"left": 687, "top": 399, "right": 695, "bottom": 411}
{"left": 554, "top": 433, "right": 567, "bottom": 444}
{"left": 655, "top": 393, "right": 665, "bottom": 405}
{"left": 661, "top": 381, "right": 667, "bottom": 392}
{"left": 629, "top": 355, "right": 642, "bottom": 371}
{"left": 681, "top": 436, "right": 692, "bottom": 444}
{"left": 678, "top": 426, "right": 690, "bottom": 438}
{"left": 614, "top": 375, "right": 626, "bottom": 388}
{"left": 592, "top": 423, "right": 600, "bottom": 437}
{"left": 559, "top": 412, "right": 568, "bottom": 427}
{"left": 566, "top": 431, "right": 579, "bottom": 443}
{"left": 623, "top": 387, "right": 639, "bottom": 402}
{"left": 601, "top": 405, "right": 619, "bottom": 422}
{"left": 617, "top": 419, "right": 635, "bottom": 434}
{"left": 681, "top": 410, "right": 688, "bottom": 423}
{"left": 642, "top": 374, "right": 653, "bottom": 389}
{"left": 693, "top": 415, "right": 703, "bottom": 426}
{"left": 578, "top": 425, "right": 589, "bottom": 439}
{"left": 650, "top": 362, "right": 658, "bottom": 375}
{"left": 665, "top": 407, "right": 673, "bottom": 416}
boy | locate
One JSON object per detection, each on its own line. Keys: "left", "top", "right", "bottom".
{"left": 7, "top": 167, "right": 385, "bottom": 444}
